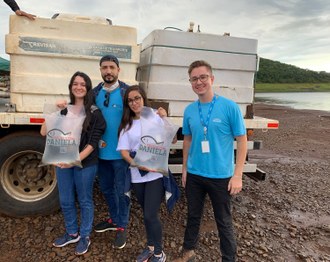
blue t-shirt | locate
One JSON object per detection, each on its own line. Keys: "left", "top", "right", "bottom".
{"left": 95, "top": 88, "right": 123, "bottom": 160}
{"left": 182, "top": 96, "right": 246, "bottom": 178}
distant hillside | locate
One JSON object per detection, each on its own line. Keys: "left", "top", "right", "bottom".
{"left": 256, "top": 58, "right": 330, "bottom": 83}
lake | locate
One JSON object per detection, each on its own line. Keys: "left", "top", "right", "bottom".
{"left": 255, "top": 92, "right": 330, "bottom": 112}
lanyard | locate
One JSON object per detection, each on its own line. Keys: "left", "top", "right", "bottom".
{"left": 198, "top": 96, "right": 216, "bottom": 140}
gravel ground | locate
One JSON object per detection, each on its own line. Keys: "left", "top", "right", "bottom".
{"left": 0, "top": 103, "right": 329, "bottom": 262}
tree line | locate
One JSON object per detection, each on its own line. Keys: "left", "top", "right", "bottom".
{"left": 256, "top": 58, "right": 330, "bottom": 83}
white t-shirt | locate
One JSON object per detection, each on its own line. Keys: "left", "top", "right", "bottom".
{"left": 117, "top": 119, "right": 163, "bottom": 183}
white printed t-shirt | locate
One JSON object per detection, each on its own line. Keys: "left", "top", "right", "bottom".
{"left": 117, "top": 119, "right": 163, "bottom": 183}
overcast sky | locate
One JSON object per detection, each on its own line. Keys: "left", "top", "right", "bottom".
{"left": 1, "top": 0, "right": 330, "bottom": 72}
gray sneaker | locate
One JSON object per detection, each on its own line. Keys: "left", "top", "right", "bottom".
{"left": 53, "top": 233, "right": 80, "bottom": 248}
{"left": 94, "top": 218, "right": 117, "bottom": 232}
{"left": 136, "top": 247, "right": 154, "bottom": 262}
{"left": 150, "top": 251, "right": 166, "bottom": 262}
{"left": 114, "top": 228, "right": 127, "bottom": 249}
{"left": 75, "top": 236, "right": 91, "bottom": 256}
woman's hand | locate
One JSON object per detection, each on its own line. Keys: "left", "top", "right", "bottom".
{"left": 56, "top": 99, "right": 68, "bottom": 109}
{"left": 172, "top": 134, "right": 178, "bottom": 144}
{"left": 138, "top": 165, "right": 157, "bottom": 173}
{"left": 56, "top": 163, "right": 73, "bottom": 169}
{"left": 156, "top": 107, "right": 167, "bottom": 118}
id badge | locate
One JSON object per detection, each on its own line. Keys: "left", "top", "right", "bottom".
{"left": 201, "top": 140, "right": 210, "bottom": 153}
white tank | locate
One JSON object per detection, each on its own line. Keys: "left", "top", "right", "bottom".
{"left": 137, "top": 29, "right": 259, "bottom": 117}
{"left": 5, "top": 14, "right": 140, "bottom": 112}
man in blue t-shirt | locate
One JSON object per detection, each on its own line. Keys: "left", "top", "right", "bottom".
{"left": 174, "top": 60, "right": 247, "bottom": 262}
{"left": 93, "top": 55, "right": 130, "bottom": 250}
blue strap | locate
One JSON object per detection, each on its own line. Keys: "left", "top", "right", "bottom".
{"left": 198, "top": 96, "right": 217, "bottom": 140}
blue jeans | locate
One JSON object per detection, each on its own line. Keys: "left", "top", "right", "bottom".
{"left": 98, "top": 159, "right": 130, "bottom": 228}
{"left": 56, "top": 164, "right": 97, "bottom": 238}
{"left": 183, "top": 173, "right": 236, "bottom": 262}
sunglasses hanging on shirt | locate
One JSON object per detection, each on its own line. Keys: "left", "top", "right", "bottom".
{"left": 104, "top": 92, "right": 110, "bottom": 107}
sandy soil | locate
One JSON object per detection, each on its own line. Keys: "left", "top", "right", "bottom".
{"left": 0, "top": 103, "right": 329, "bottom": 262}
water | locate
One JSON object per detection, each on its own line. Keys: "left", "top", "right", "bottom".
{"left": 255, "top": 92, "right": 330, "bottom": 112}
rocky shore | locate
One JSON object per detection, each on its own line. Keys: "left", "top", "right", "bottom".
{"left": 0, "top": 103, "right": 329, "bottom": 262}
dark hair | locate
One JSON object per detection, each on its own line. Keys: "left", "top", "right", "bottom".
{"left": 188, "top": 60, "right": 213, "bottom": 75}
{"left": 68, "top": 71, "right": 94, "bottom": 131}
{"left": 118, "top": 85, "right": 148, "bottom": 136}
{"left": 99, "top": 54, "right": 119, "bottom": 67}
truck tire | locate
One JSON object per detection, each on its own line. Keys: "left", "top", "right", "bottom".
{"left": 0, "top": 131, "right": 59, "bottom": 217}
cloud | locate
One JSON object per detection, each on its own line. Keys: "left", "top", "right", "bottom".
{"left": 0, "top": 0, "right": 329, "bottom": 72}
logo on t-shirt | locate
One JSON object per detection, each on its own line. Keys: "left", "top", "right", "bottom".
{"left": 212, "top": 118, "right": 222, "bottom": 123}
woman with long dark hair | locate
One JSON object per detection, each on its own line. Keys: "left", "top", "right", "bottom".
{"left": 40, "top": 71, "right": 106, "bottom": 255}
{"left": 117, "top": 85, "right": 168, "bottom": 262}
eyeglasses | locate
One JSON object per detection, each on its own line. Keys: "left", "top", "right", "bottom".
{"left": 189, "top": 74, "right": 210, "bottom": 84}
{"left": 104, "top": 92, "right": 110, "bottom": 107}
{"left": 127, "top": 96, "right": 142, "bottom": 105}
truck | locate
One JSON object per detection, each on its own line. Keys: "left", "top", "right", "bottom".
{"left": 0, "top": 14, "right": 278, "bottom": 217}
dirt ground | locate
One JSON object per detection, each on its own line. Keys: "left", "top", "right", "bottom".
{"left": 0, "top": 103, "right": 329, "bottom": 262}
{"left": 238, "top": 103, "right": 330, "bottom": 262}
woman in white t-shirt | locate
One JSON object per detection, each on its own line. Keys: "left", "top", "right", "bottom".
{"left": 117, "top": 85, "right": 167, "bottom": 262}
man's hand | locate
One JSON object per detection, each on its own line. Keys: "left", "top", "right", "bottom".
{"left": 228, "top": 175, "right": 242, "bottom": 195}
{"left": 15, "top": 10, "right": 36, "bottom": 20}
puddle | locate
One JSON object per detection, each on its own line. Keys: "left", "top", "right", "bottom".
{"left": 289, "top": 210, "right": 330, "bottom": 228}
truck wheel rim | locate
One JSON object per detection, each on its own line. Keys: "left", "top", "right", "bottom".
{"left": 0, "top": 150, "right": 56, "bottom": 202}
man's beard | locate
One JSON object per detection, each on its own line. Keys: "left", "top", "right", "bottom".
{"left": 104, "top": 79, "right": 114, "bottom": 84}
{"left": 102, "top": 74, "right": 117, "bottom": 84}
